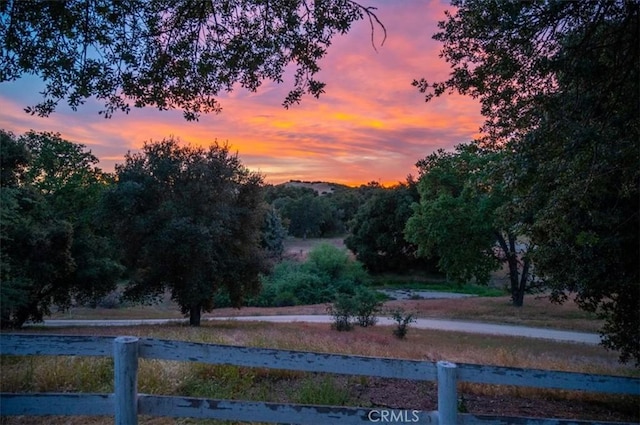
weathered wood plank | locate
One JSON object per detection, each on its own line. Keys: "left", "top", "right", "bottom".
{"left": 114, "top": 336, "right": 138, "bottom": 425}
{"left": 138, "top": 395, "right": 439, "bottom": 424}
{"left": 138, "top": 337, "right": 438, "bottom": 381}
{"left": 437, "top": 361, "right": 458, "bottom": 425}
{"left": 457, "top": 363, "right": 640, "bottom": 395}
{"left": 2, "top": 334, "right": 639, "bottom": 425}
{"left": 459, "top": 413, "right": 639, "bottom": 425}
{"left": 0, "top": 334, "right": 113, "bottom": 357}
{"left": 0, "top": 393, "right": 113, "bottom": 416}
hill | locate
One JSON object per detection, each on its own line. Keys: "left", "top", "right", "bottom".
{"left": 282, "top": 180, "right": 351, "bottom": 195}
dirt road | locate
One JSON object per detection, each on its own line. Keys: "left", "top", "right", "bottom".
{"left": 31, "top": 315, "right": 601, "bottom": 345}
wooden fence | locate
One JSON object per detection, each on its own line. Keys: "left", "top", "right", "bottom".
{"left": 1, "top": 334, "right": 638, "bottom": 424}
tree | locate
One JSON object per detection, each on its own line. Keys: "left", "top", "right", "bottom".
{"left": 416, "top": 1, "right": 639, "bottom": 362}
{"left": 261, "top": 206, "right": 287, "bottom": 260}
{"left": 515, "top": 19, "right": 639, "bottom": 362}
{"left": 413, "top": 1, "right": 636, "bottom": 143}
{"left": 405, "top": 144, "right": 534, "bottom": 306}
{"left": 103, "top": 138, "right": 268, "bottom": 326}
{"left": 1, "top": 0, "right": 384, "bottom": 120}
{"left": 275, "top": 193, "right": 343, "bottom": 238}
{"left": 19, "top": 131, "right": 122, "bottom": 307}
{"left": 345, "top": 179, "right": 436, "bottom": 273}
{"left": 0, "top": 130, "right": 119, "bottom": 328}
{"left": 323, "top": 184, "right": 364, "bottom": 227}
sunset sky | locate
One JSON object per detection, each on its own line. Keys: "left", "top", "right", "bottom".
{"left": 0, "top": 0, "right": 483, "bottom": 187}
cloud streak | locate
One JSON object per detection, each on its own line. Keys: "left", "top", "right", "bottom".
{"left": 0, "top": 0, "right": 482, "bottom": 186}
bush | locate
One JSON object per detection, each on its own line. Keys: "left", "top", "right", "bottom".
{"left": 353, "top": 288, "right": 382, "bottom": 327}
{"left": 390, "top": 309, "right": 416, "bottom": 339}
{"left": 213, "top": 287, "right": 233, "bottom": 308}
{"left": 252, "top": 244, "right": 371, "bottom": 308}
{"left": 306, "top": 243, "right": 350, "bottom": 279}
{"left": 307, "top": 244, "right": 370, "bottom": 286}
{"left": 327, "top": 294, "right": 357, "bottom": 331}
{"left": 328, "top": 288, "right": 383, "bottom": 330}
{"left": 252, "top": 263, "right": 333, "bottom": 307}
{"left": 272, "top": 290, "right": 298, "bottom": 307}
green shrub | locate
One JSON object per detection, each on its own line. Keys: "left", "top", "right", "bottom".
{"left": 212, "top": 287, "right": 233, "bottom": 308}
{"left": 252, "top": 244, "right": 371, "bottom": 307}
{"left": 273, "top": 290, "right": 297, "bottom": 307}
{"left": 283, "top": 271, "right": 332, "bottom": 305}
{"left": 353, "top": 287, "right": 383, "bottom": 327}
{"left": 327, "top": 294, "right": 357, "bottom": 331}
{"left": 390, "top": 309, "right": 416, "bottom": 339}
{"left": 306, "top": 243, "right": 351, "bottom": 280}
{"left": 328, "top": 288, "right": 382, "bottom": 330}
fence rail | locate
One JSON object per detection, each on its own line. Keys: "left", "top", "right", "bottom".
{"left": 1, "top": 333, "right": 638, "bottom": 424}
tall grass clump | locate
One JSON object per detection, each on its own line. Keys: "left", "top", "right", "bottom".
{"left": 179, "top": 364, "right": 257, "bottom": 399}
{"left": 294, "top": 375, "right": 352, "bottom": 405}
{"left": 0, "top": 356, "right": 113, "bottom": 393}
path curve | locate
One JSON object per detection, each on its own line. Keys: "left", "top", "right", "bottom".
{"left": 30, "top": 315, "right": 601, "bottom": 345}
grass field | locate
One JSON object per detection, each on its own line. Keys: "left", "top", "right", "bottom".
{"left": 2, "top": 320, "right": 638, "bottom": 425}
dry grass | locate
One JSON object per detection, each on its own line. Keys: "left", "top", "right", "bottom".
{"left": 384, "top": 294, "right": 603, "bottom": 333}
{"left": 49, "top": 293, "right": 603, "bottom": 334}
{"left": 2, "top": 320, "right": 638, "bottom": 425}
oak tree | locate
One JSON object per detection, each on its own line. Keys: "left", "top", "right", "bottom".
{"left": 416, "top": 0, "right": 639, "bottom": 362}
{"left": 1, "top": 0, "right": 383, "bottom": 120}
{"left": 0, "top": 130, "right": 120, "bottom": 328}
{"left": 405, "top": 144, "right": 534, "bottom": 306}
{"left": 346, "top": 179, "right": 437, "bottom": 274}
{"left": 103, "top": 138, "right": 268, "bottom": 326}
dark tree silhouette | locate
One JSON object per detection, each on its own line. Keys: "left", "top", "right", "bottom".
{"left": 103, "top": 138, "right": 268, "bottom": 326}
{"left": 1, "top": 0, "right": 384, "bottom": 120}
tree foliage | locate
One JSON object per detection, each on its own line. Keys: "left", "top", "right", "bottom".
{"left": 0, "top": 130, "right": 120, "bottom": 328}
{"left": 1, "top": 0, "right": 383, "bottom": 120}
{"left": 414, "top": 1, "right": 636, "bottom": 143}
{"left": 255, "top": 243, "right": 370, "bottom": 307}
{"left": 260, "top": 206, "right": 287, "bottom": 260}
{"left": 517, "top": 14, "right": 639, "bottom": 362}
{"left": 345, "top": 179, "right": 436, "bottom": 273}
{"left": 265, "top": 182, "right": 381, "bottom": 238}
{"left": 417, "top": 0, "right": 639, "bottom": 362}
{"left": 405, "top": 144, "right": 534, "bottom": 306}
{"left": 270, "top": 188, "right": 345, "bottom": 238}
{"left": 102, "top": 138, "right": 268, "bottom": 325}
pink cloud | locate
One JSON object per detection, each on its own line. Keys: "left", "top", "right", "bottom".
{"left": 0, "top": 0, "right": 482, "bottom": 186}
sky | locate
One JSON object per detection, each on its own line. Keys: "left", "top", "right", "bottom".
{"left": 0, "top": 0, "right": 483, "bottom": 187}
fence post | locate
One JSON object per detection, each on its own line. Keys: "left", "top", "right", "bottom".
{"left": 114, "top": 336, "right": 139, "bottom": 425}
{"left": 437, "top": 361, "right": 457, "bottom": 425}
